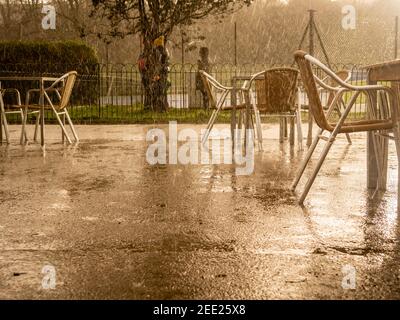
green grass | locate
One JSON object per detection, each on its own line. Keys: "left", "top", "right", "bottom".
{"left": 68, "top": 104, "right": 234, "bottom": 124}
{"left": 4, "top": 103, "right": 366, "bottom": 125}
{"left": 67, "top": 104, "right": 301, "bottom": 124}
{"left": 4, "top": 104, "right": 234, "bottom": 125}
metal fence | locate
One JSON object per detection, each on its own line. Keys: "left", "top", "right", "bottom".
{"left": 0, "top": 62, "right": 371, "bottom": 124}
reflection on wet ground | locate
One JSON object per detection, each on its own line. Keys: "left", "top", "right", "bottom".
{"left": 1, "top": 124, "right": 400, "bottom": 299}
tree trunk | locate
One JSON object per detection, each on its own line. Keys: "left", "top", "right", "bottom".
{"left": 139, "top": 39, "right": 170, "bottom": 112}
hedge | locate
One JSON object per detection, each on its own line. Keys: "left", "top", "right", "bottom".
{"left": 0, "top": 40, "right": 100, "bottom": 105}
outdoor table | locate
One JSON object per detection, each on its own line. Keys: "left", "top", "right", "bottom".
{"left": 364, "top": 60, "right": 400, "bottom": 190}
{"left": 0, "top": 76, "right": 59, "bottom": 147}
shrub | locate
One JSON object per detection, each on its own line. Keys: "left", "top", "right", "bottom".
{"left": 0, "top": 40, "right": 99, "bottom": 105}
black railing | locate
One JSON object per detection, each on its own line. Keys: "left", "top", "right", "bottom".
{"left": 0, "top": 62, "right": 372, "bottom": 124}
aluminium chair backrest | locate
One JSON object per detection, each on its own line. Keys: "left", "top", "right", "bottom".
{"left": 199, "top": 70, "right": 217, "bottom": 109}
{"left": 255, "top": 67, "right": 299, "bottom": 114}
{"left": 294, "top": 51, "right": 330, "bottom": 131}
{"left": 58, "top": 71, "right": 78, "bottom": 110}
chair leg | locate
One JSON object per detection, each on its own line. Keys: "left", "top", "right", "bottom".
{"left": 251, "top": 103, "right": 262, "bottom": 151}
{"left": 23, "top": 113, "right": 28, "bottom": 142}
{"left": 254, "top": 110, "right": 263, "bottom": 151}
{"left": 248, "top": 111, "right": 259, "bottom": 150}
{"left": 62, "top": 113, "right": 66, "bottom": 144}
{"left": 53, "top": 110, "right": 72, "bottom": 144}
{"left": 289, "top": 117, "right": 295, "bottom": 146}
{"left": 248, "top": 111, "right": 255, "bottom": 143}
{"left": 202, "top": 108, "right": 221, "bottom": 145}
{"left": 392, "top": 126, "right": 400, "bottom": 206}
{"left": 279, "top": 118, "right": 284, "bottom": 143}
{"left": 296, "top": 109, "right": 304, "bottom": 151}
{"left": 307, "top": 110, "right": 313, "bottom": 147}
{"left": 284, "top": 117, "right": 288, "bottom": 138}
{"left": 19, "top": 109, "right": 24, "bottom": 144}
{"left": 0, "top": 113, "right": 2, "bottom": 144}
{"left": 1, "top": 109, "right": 9, "bottom": 144}
{"left": 370, "top": 130, "right": 385, "bottom": 195}
{"left": 64, "top": 109, "right": 79, "bottom": 142}
{"left": 298, "top": 132, "right": 337, "bottom": 204}
{"left": 236, "top": 110, "right": 243, "bottom": 145}
{"left": 20, "top": 108, "right": 28, "bottom": 145}
{"left": 291, "top": 128, "right": 324, "bottom": 191}
{"left": 205, "top": 109, "right": 217, "bottom": 130}
{"left": 335, "top": 107, "right": 352, "bottom": 144}
{"left": 202, "top": 108, "right": 219, "bottom": 144}
{"left": 34, "top": 112, "right": 40, "bottom": 142}
{"left": 239, "top": 110, "right": 244, "bottom": 127}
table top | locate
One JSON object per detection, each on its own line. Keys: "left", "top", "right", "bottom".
{"left": 0, "top": 76, "right": 59, "bottom": 81}
{"left": 363, "top": 59, "right": 400, "bottom": 70}
{"left": 363, "top": 59, "right": 400, "bottom": 82}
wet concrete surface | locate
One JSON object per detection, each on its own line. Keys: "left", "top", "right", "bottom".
{"left": 1, "top": 123, "right": 400, "bottom": 299}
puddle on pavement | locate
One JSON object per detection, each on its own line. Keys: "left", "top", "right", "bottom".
{"left": 2, "top": 127, "right": 400, "bottom": 299}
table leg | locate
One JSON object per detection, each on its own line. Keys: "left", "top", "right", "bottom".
{"left": 367, "top": 80, "right": 389, "bottom": 190}
{"left": 0, "top": 85, "right": 2, "bottom": 144}
{"left": 40, "top": 80, "right": 45, "bottom": 147}
{"left": 290, "top": 116, "right": 295, "bottom": 146}
{"left": 284, "top": 117, "right": 288, "bottom": 138}
{"left": 231, "top": 108, "right": 236, "bottom": 151}
{"left": 231, "top": 79, "right": 237, "bottom": 153}
{"left": 244, "top": 92, "right": 251, "bottom": 149}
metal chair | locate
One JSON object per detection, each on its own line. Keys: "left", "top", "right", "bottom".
{"left": 291, "top": 50, "right": 400, "bottom": 204}
{"left": 0, "top": 88, "right": 31, "bottom": 144}
{"left": 242, "top": 68, "right": 303, "bottom": 151}
{"left": 300, "top": 69, "right": 353, "bottom": 146}
{"left": 199, "top": 70, "right": 248, "bottom": 145}
{"left": 8, "top": 71, "right": 79, "bottom": 144}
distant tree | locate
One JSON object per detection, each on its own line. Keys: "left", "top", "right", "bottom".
{"left": 0, "top": 0, "right": 43, "bottom": 40}
{"left": 91, "top": 0, "right": 253, "bottom": 111}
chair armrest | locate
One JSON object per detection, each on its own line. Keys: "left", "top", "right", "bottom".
{"left": 241, "top": 70, "right": 266, "bottom": 91}
{"left": 314, "top": 75, "right": 341, "bottom": 92}
{"left": 306, "top": 54, "right": 392, "bottom": 92}
{"left": 27, "top": 88, "right": 61, "bottom": 94}
{"left": 26, "top": 88, "right": 62, "bottom": 105}
{"left": 199, "top": 70, "right": 233, "bottom": 91}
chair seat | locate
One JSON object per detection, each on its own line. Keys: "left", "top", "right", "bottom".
{"left": 328, "top": 119, "right": 393, "bottom": 133}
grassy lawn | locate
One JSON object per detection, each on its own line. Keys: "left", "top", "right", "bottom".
{"left": 4, "top": 103, "right": 366, "bottom": 125}
{"left": 68, "top": 104, "right": 233, "bottom": 124}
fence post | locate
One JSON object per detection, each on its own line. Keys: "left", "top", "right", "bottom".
{"left": 309, "top": 9, "right": 315, "bottom": 56}
{"left": 234, "top": 22, "right": 237, "bottom": 66}
{"left": 97, "top": 63, "right": 101, "bottom": 119}
{"left": 181, "top": 33, "right": 185, "bottom": 108}
{"left": 395, "top": 16, "right": 399, "bottom": 59}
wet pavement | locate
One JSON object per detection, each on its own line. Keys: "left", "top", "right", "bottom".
{"left": 1, "top": 123, "right": 400, "bottom": 299}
